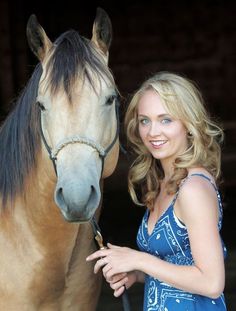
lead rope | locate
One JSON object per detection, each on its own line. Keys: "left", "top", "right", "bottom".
{"left": 91, "top": 217, "right": 131, "bottom": 311}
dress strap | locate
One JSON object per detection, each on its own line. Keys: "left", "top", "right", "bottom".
{"left": 189, "top": 173, "right": 218, "bottom": 191}
{"left": 173, "top": 173, "right": 218, "bottom": 204}
{"left": 173, "top": 173, "right": 223, "bottom": 230}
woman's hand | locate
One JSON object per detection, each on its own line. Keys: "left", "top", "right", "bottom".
{"left": 86, "top": 243, "right": 143, "bottom": 295}
{"left": 108, "top": 271, "right": 139, "bottom": 297}
{"left": 86, "top": 243, "right": 138, "bottom": 276}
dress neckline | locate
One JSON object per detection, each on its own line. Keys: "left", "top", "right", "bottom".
{"left": 145, "top": 172, "right": 218, "bottom": 237}
{"left": 146, "top": 198, "right": 176, "bottom": 236}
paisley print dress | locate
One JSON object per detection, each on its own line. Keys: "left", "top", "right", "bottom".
{"left": 136, "top": 174, "right": 227, "bottom": 311}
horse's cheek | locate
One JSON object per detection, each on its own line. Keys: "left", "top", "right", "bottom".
{"left": 102, "top": 141, "right": 119, "bottom": 178}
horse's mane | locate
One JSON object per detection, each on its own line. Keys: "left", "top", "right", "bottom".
{"left": 0, "top": 30, "right": 113, "bottom": 207}
{"left": 0, "top": 64, "right": 42, "bottom": 207}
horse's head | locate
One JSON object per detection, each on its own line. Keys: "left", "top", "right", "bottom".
{"left": 26, "top": 9, "right": 119, "bottom": 222}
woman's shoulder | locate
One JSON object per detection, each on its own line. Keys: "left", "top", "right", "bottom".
{"left": 180, "top": 168, "right": 217, "bottom": 193}
{"left": 176, "top": 168, "right": 218, "bottom": 213}
{"left": 174, "top": 168, "right": 220, "bottom": 230}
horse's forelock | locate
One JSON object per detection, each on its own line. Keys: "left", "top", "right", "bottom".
{"left": 46, "top": 30, "right": 114, "bottom": 100}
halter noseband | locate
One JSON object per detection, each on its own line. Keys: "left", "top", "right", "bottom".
{"left": 39, "top": 101, "right": 119, "bottom": 175}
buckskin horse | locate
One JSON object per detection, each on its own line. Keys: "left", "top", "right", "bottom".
{"left": 0, "top": 8, "right": 119, "bottom": 310}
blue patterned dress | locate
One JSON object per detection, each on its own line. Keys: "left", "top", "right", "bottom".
{"left": 137, "top": 173, "right": 227, "bottom": 311}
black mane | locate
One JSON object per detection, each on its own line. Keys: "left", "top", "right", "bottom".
{"left": 0, "top": 64, "right": 42, "bottom": 206}
{"left": 0, "top": 30, "right": 113, "bottom": 206}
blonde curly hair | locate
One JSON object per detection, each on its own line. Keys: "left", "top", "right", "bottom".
{"left": 125, "top": 72, "right": 224, "bottom": 210}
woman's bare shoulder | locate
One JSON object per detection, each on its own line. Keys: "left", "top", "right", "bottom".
{"left": 176, "top": 169, "right": 219, "bottom": 223}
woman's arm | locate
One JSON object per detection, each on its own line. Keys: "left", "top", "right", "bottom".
{"left": 87, "top": 177, "right": 225, "bottom": 299}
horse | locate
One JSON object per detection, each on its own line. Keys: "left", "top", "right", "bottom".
{"left": 0, "top": 8, "right": 119, "bottom": 311}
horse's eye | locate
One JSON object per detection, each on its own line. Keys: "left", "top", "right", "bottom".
{"left": 37, "top": 101, "right": 46, "bottom": 111}
{"left": 106, "top": 95, "right": 116, "bottom": 106}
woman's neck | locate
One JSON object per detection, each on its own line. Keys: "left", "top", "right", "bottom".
{"left": 160, "top": 161, "right": 174, "bottom": 182}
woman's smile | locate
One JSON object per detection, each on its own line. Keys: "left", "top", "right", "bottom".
{"left": 150, "top": 140, "right": 168, "bottom": 148}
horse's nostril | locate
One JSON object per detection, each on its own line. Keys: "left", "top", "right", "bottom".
{"left": 55, "top": 187, "right": 67, "bottom": 210}
{"left": 90, "top": 185, "right": 95, "bottom": 195}
{"left": 88, "top": 185, "right": 99, "bottom": 208}
{"left": 57, "top": 187, "right": 63, "bottom": 199}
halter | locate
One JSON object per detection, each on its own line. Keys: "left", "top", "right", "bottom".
{"left": 39, "top": 100, "right": 120, "bottom": 175}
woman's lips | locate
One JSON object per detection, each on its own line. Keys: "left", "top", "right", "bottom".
{"left": 150, "top": 140, "right": 167, "bottom": 148}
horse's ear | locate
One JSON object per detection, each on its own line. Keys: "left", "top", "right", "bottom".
{"left": 91, "top": 8, "right": 112, "bottom": 56}
{"left": 26, "top": 14, "right": 52, "bottom": 61}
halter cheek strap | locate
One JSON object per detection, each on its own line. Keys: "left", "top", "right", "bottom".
{"left": 39, "top": 101, "right": 120, "bottom": 175}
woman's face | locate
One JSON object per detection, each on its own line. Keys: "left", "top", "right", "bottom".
{"left": 137, "top": 89, "right": 188, "bottom": 167}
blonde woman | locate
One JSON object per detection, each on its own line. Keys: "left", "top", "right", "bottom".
{"left": 87, "top": 72, "right": 227, "bottom": 310}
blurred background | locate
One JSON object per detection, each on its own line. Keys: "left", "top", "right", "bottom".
{"left": 0, "top": 0, "right": 235, "bottom": 310}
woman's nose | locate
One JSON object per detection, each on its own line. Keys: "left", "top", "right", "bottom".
{"left": 148, "top": 122, "right": 161, "bottom": 136}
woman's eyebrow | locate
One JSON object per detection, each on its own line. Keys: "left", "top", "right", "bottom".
{"left": 138, "top": 113, "right": 171, "bottom": 118}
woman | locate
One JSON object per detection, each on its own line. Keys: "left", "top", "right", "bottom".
{"left": 86, "top": 72, "right": 227, "bottom": 310}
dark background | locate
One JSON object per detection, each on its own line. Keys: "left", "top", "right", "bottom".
{"left": 0, "top": 0, "right": 235, "bottom": 310}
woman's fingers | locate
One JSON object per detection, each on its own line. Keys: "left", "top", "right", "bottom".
{"left": 114, "top": 286, "right": 126, "bottom": 297}
{"left": 102, "top": 262, "right": 112, "bottom": 276}
{"left": 110, "top": 276, "right": 128, "bottom": 291}
{"left": 86, "top": 249, "right": 109, "bottom": 261}
{"left": 86, "top": 243, "right": 120, "bottom": 262}
{"left": 108, "top": 273, "right": 127, "bottom": 283}
{"left": 94, "top": 257, "right": 109, "bottom": 274}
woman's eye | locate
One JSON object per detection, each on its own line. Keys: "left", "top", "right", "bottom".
{"left": 37, "top": 101, "right": 46, "bottom": 111}
{"left": 139, "top": 118, "right": 149, "bottom": 125}
{"left": 161, "top": 118, "right": 172, "bottom": 124}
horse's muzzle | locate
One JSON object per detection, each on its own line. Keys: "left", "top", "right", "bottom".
{"left": 55, "top": 184, "right": 101, "bottom": 223}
